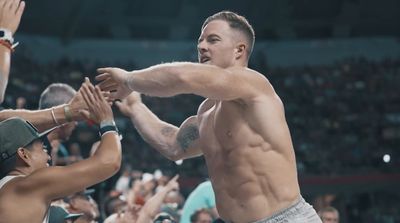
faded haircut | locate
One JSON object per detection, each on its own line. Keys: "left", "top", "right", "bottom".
{"left": 202, "top": 11, "right": 255, "bottom": 57}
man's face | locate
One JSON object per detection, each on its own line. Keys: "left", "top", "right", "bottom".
{"left": 321, "top": 211, "right": 339, "bottom": 223}
{"left": 28, "top": 140, "right": 51, "bottom": 169}
{"left": 195, "top": 213, "right": 212, "bottom": 223}
{"left": 197, "top": 20, "right": 238, "bottom": 68}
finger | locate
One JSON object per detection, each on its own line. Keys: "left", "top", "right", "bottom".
{"left": 85, "top": 77, "right": 96, "bottom": 94}
{"left": 97, "top": 78, "right": 115, "bottom": 89}
{"left": 81, "top": 83, "right": 96, "bottom": 105}
{"left": 10, "top": 0, "right": 19, "bottom": 12}
{"left": 95, "top": 72, "right": 110, "bottom": 82}
{"left": 102, "top": 91, "right": 111, "bottom": 98}
{"left": 99, "top": 81, "right": 118, "bottom": 91}
{"left": 5, "top": 0, "right": 13, "bottom": 9}
{"left": 170, "top": 174, "right": 179, "bottom": 182}
{"left": 97, "top": 67, "right": 112, "bottom": 74}
{"left": 94, "top": 86, "right": 106, "bottom": 102}
{"left": 101, "top": 85, "right": 118, "bottom": 92}
{"left": 15, "top": 1, "right": 24, "bottom": 18}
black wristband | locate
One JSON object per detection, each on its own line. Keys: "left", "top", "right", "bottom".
{"left": 99, "top": 125, "right": 119, "bottom": 137}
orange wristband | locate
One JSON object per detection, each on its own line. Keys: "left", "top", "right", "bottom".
{"left": 0, "top": 40, "right": 14, "bottom": 52}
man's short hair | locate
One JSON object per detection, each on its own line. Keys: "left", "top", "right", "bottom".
{"left": 39, "top": 83, "right": 76, "bottom": 109}
{"left": 202, "top": 11, "right": 255, "bottom": 57}
{"left": 190, "top": 208, "right": 212, "bottom": 223}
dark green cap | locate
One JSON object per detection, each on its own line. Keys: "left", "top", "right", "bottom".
{"left": 48, "top": 206, "right": 84, "bottom": 223}
{"left": 0, "top": 117, "right": 53, "bottom": 163}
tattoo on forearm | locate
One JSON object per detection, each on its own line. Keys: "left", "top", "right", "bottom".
{"left": 177, "top": 124, "right": 199, "bottom": 152}
{"left": 161, "top": 127, "right": 175, "bottom": 137}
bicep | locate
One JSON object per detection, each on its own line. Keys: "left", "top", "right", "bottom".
{"left": 173, "top": 116, "right": 203, "bottom": 160}
{"left": 181, "top": 65, "right": 267, "bottom": 101}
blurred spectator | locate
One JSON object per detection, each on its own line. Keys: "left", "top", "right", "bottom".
{"left": 318, "top": 206, "right": 339, "bottom": 223}
{"left": 190, "top": 209, "right": 213, "bottom": 223}
{"left": 181, "top": 181, "right": 218, "bottom": 223}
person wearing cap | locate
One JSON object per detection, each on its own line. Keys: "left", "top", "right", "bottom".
{"left": 0, "top": 0, "right": 25, "bottom": 103}
{"left": 66, "top": 189, "right": 100, "bottom": 223}
{"left": 48, "top": 205, "right": 84, "bottom": 223}
{"left": 0, "top": 79, "right": 122, "bottom": 223}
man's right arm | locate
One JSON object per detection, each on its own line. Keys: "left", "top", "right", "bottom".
{"left": 116, "top": 92, "right": 202, "bottom": 161}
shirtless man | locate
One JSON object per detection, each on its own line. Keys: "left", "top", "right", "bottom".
{"left": 97, "top": 11, "right": 321, "bottom": 223}
{"left": 0, "top": 80, "right": 121, "bottom": 223}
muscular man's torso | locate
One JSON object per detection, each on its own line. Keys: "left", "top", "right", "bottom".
{"left": 196, "top": 95, "right": 300, "bottom": 223}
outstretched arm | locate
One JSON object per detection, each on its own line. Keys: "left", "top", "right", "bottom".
{"left": 96, "top": 62, "right": 268, "bottom": 101}
{"left": 17, "top": 79, "right": 121, "bottom": 201}
{"left": 116, "top": 92, "right": 202, "bottom": 161}
{"left": 0, "top": 86, "right": 88, "bottom": 132}
{"left": 0, "top": 0, "right": 25, "bottom": 103}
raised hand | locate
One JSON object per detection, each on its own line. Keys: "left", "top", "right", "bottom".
{"left": 0, "top": 0, "right": 25, "bottom": 34}
{"left": 96, "top": 67, "right": 132, "bottom": 100}
{"left": 165, "top": 175, "right": 179, "bottom": 191}
{"left": 79, "top": 77, "right": 114, "bottom": 124}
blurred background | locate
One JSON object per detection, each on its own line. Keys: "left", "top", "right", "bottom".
{"left": 3, "top": 0, "right": 400, "bottom": 222}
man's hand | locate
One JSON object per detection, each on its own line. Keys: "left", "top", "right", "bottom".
{"left": 96, "top": 67, "right": 132, "bottom": 100}
{"left": 115, "top": 91, "right": 142, "bottom": 117}
{"left": 80, "top": 77, "right": 114, "bottom": 124}
{"left": 165, "top": 175, "right": 179, "bottom": 191}
{"left": 69, "top": 79, "right": 113, "bottom": 122}
{"left": 68, "top": 87, "right": 88, "bottom": 122}
{"left": 0, "top": 0, "right": 25, "bottom": 34}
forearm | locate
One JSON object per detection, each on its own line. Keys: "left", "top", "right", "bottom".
{"left": 0, "top": 104, "right": 71, "bottom": 132}
{"left": 129, "top": 102, "right": 182, "bottom": 160}
{"left": 91, "top": 132, "right": 122, "bottom": 177}
{"left": 0, "top": 46, "right": 11, "bottom": 102}
{"left": 138, "top": 187, "right": 171, "bottom": 221}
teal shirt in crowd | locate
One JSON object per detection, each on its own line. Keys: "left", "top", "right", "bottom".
{"left": 181, "top": 181, "right": 216, "bottom": 223}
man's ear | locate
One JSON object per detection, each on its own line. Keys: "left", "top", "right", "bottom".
{"left": 16, "top": 148, "right": 30, "bottom": 166}
{"left": 235, "top": 43, "right": 246, "bottom": 59}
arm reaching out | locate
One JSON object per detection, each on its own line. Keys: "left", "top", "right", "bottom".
{"left": 21, "top": 78, "right": 121, "bottom": 201}
{"left": 96, "top": 62, "right": 268, "bottom": 101}
{"left": 116, "top": 92, "right": 202, "bottom": 161}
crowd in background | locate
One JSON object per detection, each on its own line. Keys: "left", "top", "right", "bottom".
{"left": 2, "top": 47, "right": 400, "bottom": 222}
